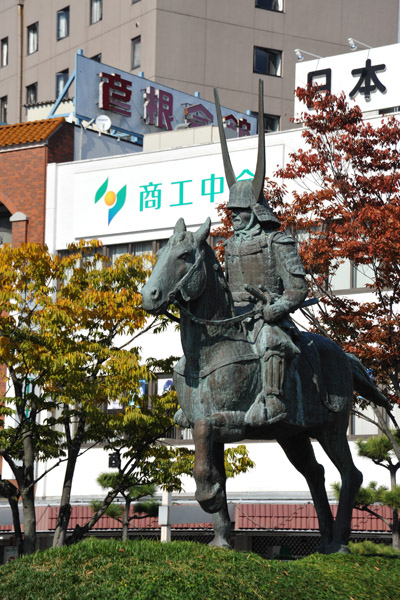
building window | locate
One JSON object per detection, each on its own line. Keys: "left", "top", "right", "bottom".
{"left": 27, "top": 22, "right": 39, "bottom": 55}
{"left": 251, "top": 112, "right": 280, "bottom": 132}
{"left": 264, "top": 114, "right": 280, "bottom": 131}
{"left": 252, "top": 111, "right": 280, "bottom": 132}
{"left": 255, "top": 0, "right": 283, "bottom": 11}
{"left": 1, "top": 38, "right": 8, "bottom": 67}
{"left": 26, "top": 82, "right": 38, "bottom": 105}
{"left": 56, "top": 69, "right": 69, "bottom": 98}
{"left": 91, "top": 53, "right": 102, "bottom": 62}
{"left": 131, "top": 36, "right": 141, "bottom": 69}
{"left": 0, "top": 96, "right": 7, "bottom": 123}
{"left": 253, "top": 46, "right": 282, "bottom": 76}
{"left": 90, "top": 0, "right": 102, "bottom": 24}
{"left": 132, "top": 0, "right": 141, "bottom": 3}
{"left": 57, "top": 7, "right": 70, "bottom": 40}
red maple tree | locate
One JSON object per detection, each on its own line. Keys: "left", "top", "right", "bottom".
{"left": 274, "top": 87, "right": 400, "bottom": 404}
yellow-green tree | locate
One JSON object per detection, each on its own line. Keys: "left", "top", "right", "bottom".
{"left": 0, "top": 242, "right": 173, "bottom": 554}
{"left": 89, "top": 444, "right": 255, "bottom": 543}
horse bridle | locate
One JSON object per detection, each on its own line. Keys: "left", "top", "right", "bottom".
{"left": 164, "top": 249, "right": 259, "bottom": 327}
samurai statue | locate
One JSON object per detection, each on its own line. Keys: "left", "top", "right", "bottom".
{"left": 215, "top": 81, "right": 308, "bottom": 426}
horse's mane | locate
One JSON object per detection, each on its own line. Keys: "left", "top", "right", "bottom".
{"left": 202, "top": 240, "right": 236, "bottom": 319}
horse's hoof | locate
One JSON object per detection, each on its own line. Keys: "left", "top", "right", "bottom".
{"left": 316, "top": 541, "right": 331, "bottom": 554}
{"left": 195, "top": 483, "right": 224, "bottom": 513}
{"left": 323, "top": 543, "right": 350, "bottom": 555}
{"left": 208, "top": 536, "right": 232, "bottom": 549}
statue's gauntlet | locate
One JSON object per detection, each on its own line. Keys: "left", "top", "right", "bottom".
{"left": 262, "top": 302, "right": 289, "bottom": 323}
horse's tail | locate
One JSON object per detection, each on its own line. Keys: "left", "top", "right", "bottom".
{"left": 346, "top": 353, "right": 391, "bottom": 411}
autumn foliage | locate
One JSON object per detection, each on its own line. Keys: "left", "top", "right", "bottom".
{"left": 266, "top": 87, "right": 400, "bottom": 413}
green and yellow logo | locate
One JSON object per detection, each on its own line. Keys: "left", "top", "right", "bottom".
{"left": 95, "top": 178, "right": 127, "bottom": 225}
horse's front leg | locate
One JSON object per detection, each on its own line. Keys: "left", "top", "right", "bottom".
{"left": 210, "top": 442, "right": 232, "bottom": 548}
{"left": 193, "top": 418, "right": 226, "bottom": 514}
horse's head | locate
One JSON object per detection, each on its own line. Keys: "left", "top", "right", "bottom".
{"left": 141, "top": 217, "right": 211, "bottom": 314}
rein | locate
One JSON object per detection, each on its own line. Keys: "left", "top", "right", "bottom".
{"left": 172, "top": 297, "right": 259, "bottom": 327}
{"left": 168, "top": 296, "right": 319, "bottom": 327}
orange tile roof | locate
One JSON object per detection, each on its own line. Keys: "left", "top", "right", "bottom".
{"left": 0, "top": 117, "right": 65, "bottom": 148}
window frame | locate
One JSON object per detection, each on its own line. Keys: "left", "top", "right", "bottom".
{"left": 264, "top": 113, "right": 280, "bottom": 132}
{"left": 251, "top": 111, "right": 281, "bottom": 132}
{"left": 26, "top": 82, "right": 38, "bottom": 105}
{"left": 27, "top": 22, "right": 39, "bottom": 55}
{"left": 131, "top": 35, "right": 141, "bottom": 69}
{"left": 90, "top": 0, "right": 102, "bottom": 25}
{"left": 1, "top": 37, "right": 8, "bottom": 68}
{"left": 55, "top": 68, "right": 69, "bottom": 99}
{"left": 0, "top": 95, "right": 8, "bottom": 123}
{"left": 253, "top": 46, "right": 282, "bottom": 77}
{"left": 255, "top": 0, "right": 284, "bottom": 12}
{"left": 57, "top": 7, "right": 70, "bottom": 41}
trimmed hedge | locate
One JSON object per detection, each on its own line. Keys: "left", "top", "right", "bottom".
{"left": 0, "top": 538, "right": 399, "bottom": 600}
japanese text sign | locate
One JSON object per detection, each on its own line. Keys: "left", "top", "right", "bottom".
{"left": 295, "top": 43, "right": 400, "bottom": 116}
{"left": 75, "top": 54, "right": 256, "bottom": 137}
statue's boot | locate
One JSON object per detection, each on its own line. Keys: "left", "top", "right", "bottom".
{"left": 245, "top": 352, "right": 287, "bottom": 426}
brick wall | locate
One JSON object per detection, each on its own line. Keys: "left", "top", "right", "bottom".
{"left": 0, "top": 146, "right": 47, "bottom": 246}
{"left": 47, "top": 122, "right": 74, "bottom": 164}
{"left": 0, "top": 122, "right": 75, "bottom": 247}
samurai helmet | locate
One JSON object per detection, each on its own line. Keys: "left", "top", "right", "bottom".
{"left": 214, "top": 79, "right": 280, "bottom": 228}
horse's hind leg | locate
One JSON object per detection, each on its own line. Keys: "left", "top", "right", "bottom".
{"left": 279, "top": 435, "right": 334, "bottom": 552}
{"left": 316, "top": 417, "right": 363, "bottom": 554}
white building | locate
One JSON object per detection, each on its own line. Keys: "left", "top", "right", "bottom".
{"left": 2, "top": 42, "right": 400, "bottom": 558}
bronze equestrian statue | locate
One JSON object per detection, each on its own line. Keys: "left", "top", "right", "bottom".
{"left": 141, "top": 81, "right": 390, "bottom": 553}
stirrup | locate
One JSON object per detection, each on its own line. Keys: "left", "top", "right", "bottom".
{"left": 265, "top": 394, "right": 287, "bottom": 424}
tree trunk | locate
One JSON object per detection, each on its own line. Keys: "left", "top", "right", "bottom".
{"left": 9, "top": 493, "right": 23, "bottom": 557}
{"left": 53, "top": 415, "right": 86, "bottom": 547}
{"left": 21, "top": 425, "right": 37, "bottom": 554}
{"left": 20, "top": 485, "right": 36, "bottom": 555}
{"left": 52, "top": 449, "right": 80, "bottom": 547}
{"left": 52, "top": 502, "right": 72, "bottom": 548}
{"left": 65, "top": 488, "right": 120, "bottom": 546}
{"left": 0, "top": 480, "right": 23, "bottom": 556}
{"left": 392, "top": 509, "right": 400, "bottom": 549}
{"left": 122, "top": 498, "right": 131, "bottom": 542}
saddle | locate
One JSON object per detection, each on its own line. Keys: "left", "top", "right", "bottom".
{"left": 174, "top": 331, "right": 259, "bottom": 380}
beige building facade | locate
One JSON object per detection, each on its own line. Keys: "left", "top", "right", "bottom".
{"left": 0, "top": 0, "right": 399, "bottom": 129}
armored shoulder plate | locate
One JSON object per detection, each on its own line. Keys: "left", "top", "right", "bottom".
{"left": 272, "top": 231, "right": 306, "bottom": 277}
{"left": 272, "top": 231, "right": 296, "bottom": 245}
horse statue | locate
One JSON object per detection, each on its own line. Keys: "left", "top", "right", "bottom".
{"left": 142, "top": 79, "right": 390, "bottom": 553}
{"left": 141, "top": 215, "right": 389, "bottom": 553}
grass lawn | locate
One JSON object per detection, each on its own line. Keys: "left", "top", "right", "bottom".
{"left": 0, "top": 538, "right": 398, "bottom": 600}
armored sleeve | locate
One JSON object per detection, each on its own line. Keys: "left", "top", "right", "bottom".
{"left": 223, "top": 238, "right": 231, "bottom": 284}
{"left": 270, "top": 233, "right": 308, "bottom": 318}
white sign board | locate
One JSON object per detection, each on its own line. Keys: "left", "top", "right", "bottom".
{"left": 73, "top": 150, "right": 257, "bottom": 240}
{"left": 295, "top": 43, "right": 400, "bottom": 116}
{"left": 46, "top": 129, "right": 299, "bottom": 252}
